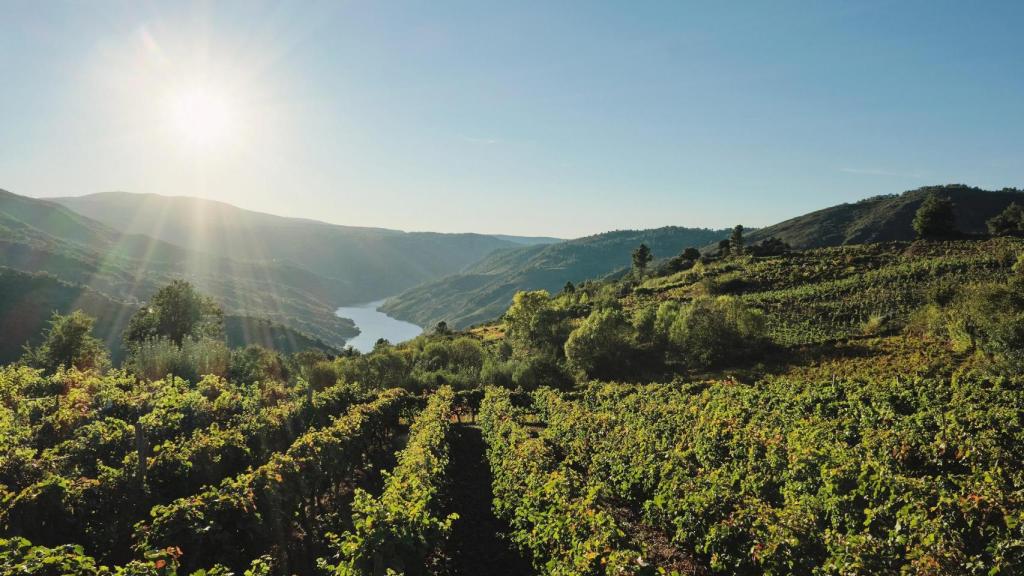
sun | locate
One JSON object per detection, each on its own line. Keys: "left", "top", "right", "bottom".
{"left": 164, "top": 83, "right": 236, "bottom": 153}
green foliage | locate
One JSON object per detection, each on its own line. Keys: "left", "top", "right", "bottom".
{"left": 136, "top": 389, "right": 407, "bottom": 573}
{"left": 381, "top": 226, "right": 729, "bottom": 329}
{"left": 126, "top": 337, "right": 230, "bottom": 382}
{"left": 535, "top": 377, "right": 1024, "bottom": 574}
{"left": 226, "top": 345, "right": 289, "bottom": 385}
{"left": 125, "top": 281, "right": 224, "bottom": 347}
{"left": 0, "top": 362, "right": 371, "bottom": 569}
{"left": 21, "top": 311, "right": 110, "bottom": 374}
{"left": 913, "top": 193, "right": 958, "bottom": 239}
{"left": 632, "top": 243, "right": 653, "bottom": 279}
{"left": 479, "top": 387, "right": 651, "bottom": 575}
{"left": 504, "top": 290, "right": 571, "bottom": 360}
{"left": 942, "top": 277, "right": 1024, "bottom": 373}
{"left": 307, "top": 360, "right": 340, "bottom": 391}
{"left": 564, "top": 308, "right": 635, "bottom": 381}
{"left": 729, "top": 225, "right": 745, "bottom": 255}
{"left": 0, "top": 536, "right": 266, "bottom": 575}
{"left": 662, "top": 296, "right": 766, "bottom": 369}
{"left": 747, "top": 236, "right": 790, "bottom": 257}
{"left": 323, "top": 387, "right": 456, "bottom": 575}
{"left": 0, "top": 537, "right": 177, "bottom": 575}
{"left": 987, "top": 202, "right": 1024, "bottom": 237}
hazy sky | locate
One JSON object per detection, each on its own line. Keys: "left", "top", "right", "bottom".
{"left": 2, "top": 1, "right": 1022, "bottom": 237}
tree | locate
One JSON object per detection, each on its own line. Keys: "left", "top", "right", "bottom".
{"left": 227, "top": 345, "right": 288, "bottom": 384}
{"left": 912, "top": 194, "right": 957, "bottom": 239}
{"left": 432, "top": 321, "right": 452, "bottom": 336}
{"left": 730, "top": 225, "right": 745, "bottom": 255}
{"left": 749, "top": 237, "right": 790, "bottom": 257}
{"left": 682, "top": 247, "right": 701, "bottom": 261}
{"left": 562, "top": 281, "right": 576, "bottom": 295}
{"left": 22, "top": 310, "right": 110, "bottom": 373}
{"left": 125, "top": 280, "right": 225, "bottom": 346}
{"left": 717, "top": 239, "right": 732, "bottom": 257}
{"left": 564, "top": 308, "right": 635, "bottom": 381}
{"left": 632, "top": 243, "right": 653, "bottom": 279}
{"left": 504, "top": 290, "right": 569, "bottom": 358}
{"left": 987, "top": 202, "right": 1024, "bottom": 237}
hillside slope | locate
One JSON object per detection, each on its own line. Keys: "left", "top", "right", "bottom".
{"left": 0, "top": 267, "right": 336, "bottom": 363}
{"left": 52, "top": 192, "right": 521, "bottom": 303}
{"left": 0, "top": 189, "right": 356, "bottom": 349}
{"left": 738, "top": 184, "right": 1024, "bottom": 250}
{"left": 381, "top": 226, "right": 728, "bottom": 329}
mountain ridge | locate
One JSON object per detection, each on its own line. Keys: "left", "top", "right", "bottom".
{"left": 737, "top": 184, "right": 1024, "bottom": 250}
{"left": 51, "top": 192, "right": 526, "bottom": 304}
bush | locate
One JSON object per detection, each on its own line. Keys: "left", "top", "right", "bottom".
{"left": 21, "top": 311, "right": 109, "bottom": 374}
{"left": 510, "top": 355, "right": 570, "bottom": 391}
{"left": 227, "top": 346, "right": 288, "bottom": 385}
{"left": 859, "top": 313, "right": 888, "bottom": 336}
{"left": 987, "top": 202, "right": 1024, "bottom": 237}
{"left": 307, "top": 361, "right": 339, "bottom": 391}
{"left": 127, "top": 337, "right": 230, "bottom": 382}
{"left": 564, "top": 308, "right": 635, "bottom": 381}
{"left": 944, "top": 279, "right": 1024, "bottom": 373}
{"left": 664, "top": 296, "right": 767, "bottom": 369}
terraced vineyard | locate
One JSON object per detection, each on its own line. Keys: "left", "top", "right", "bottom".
{"left": 3, "top": 236, "right": 1024, "bottom": 575}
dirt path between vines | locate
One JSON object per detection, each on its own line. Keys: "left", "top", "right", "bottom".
{"left": 440, "top": 424, "right": 532, "bottom": 576}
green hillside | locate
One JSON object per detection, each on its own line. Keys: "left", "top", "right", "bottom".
{"left": 4, "top": 229, "right": 1024, "bottom": 574}
{"left": 380, "top": 226, "right": 728, "bottom": 329}
{"left": 734, "top": 184, "right": 1024, "bottom": 250}
{"left": 52, "top": 192, "right": 521, "bottom": 304}
{"left": 0, "top": 189, "right": 356, "bottom": 349}
{"left": 0, "top": 267, "right": 338, "bottom": 363}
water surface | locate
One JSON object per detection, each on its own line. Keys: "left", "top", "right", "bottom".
{"left": 335, "top": 299, "right": 423, "bottom": 352}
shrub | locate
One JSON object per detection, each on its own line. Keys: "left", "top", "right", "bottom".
{"left": 564, "top": 308, "right": 635, "bottom": 381}
{"left": 860, "top": 313, "right": 888, "bottom": 336}
{"left": 21, "top": 311, "right": 109, "bottom": 374}
{"left": 944, "top": 279, "right": 1024, "bottom": 373}
{"left": 986, "top": 202, "right": 1024, "bottom": 237}
{"left": 665, "top": 296, "right": 767, "bottom": 369}
{"left": 307, "top": 361, "right": 339, "bottom": 391}
{"left": 127, "top": 337, "right": 229, "bottom": 382}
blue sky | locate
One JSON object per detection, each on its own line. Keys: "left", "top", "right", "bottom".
{"left": 1, "top": 1, "right": 1021, "bottom": 237}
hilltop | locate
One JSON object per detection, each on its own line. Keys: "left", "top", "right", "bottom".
{"left": 739, "top": 184, "right": 1024, "bottom": 249}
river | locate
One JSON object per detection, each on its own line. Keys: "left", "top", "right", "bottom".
{"left": 334, "top": 299, "right": 423, "bottom": 352}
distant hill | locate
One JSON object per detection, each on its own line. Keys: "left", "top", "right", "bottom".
{"left": 733, "top": 185, "right": 1024, "bottom": 250}
{"left": 380, "top": 226, "right": 728, "bottom": 329}
{"left": 489, "top": 234, "right": 565, "bottom": 246}
{"left": 0, "top": 189, "right": 357, "bottom": 350}
{"left": 0, "top": 267, "right": 336, "bottom": 363}
{"left": 52, "top": 192, "right": 520, "bottom": 304}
